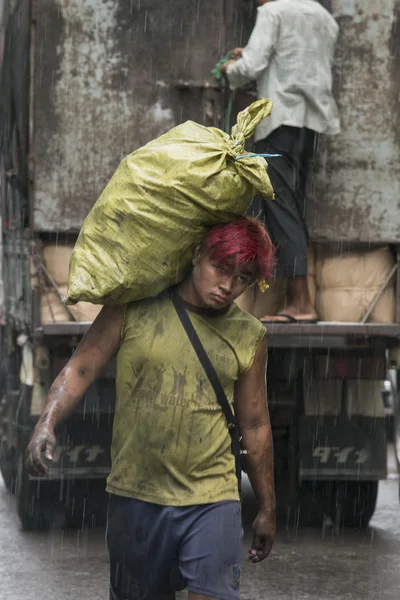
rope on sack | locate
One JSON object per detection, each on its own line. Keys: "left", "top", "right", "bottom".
{"left": 235, "top": 153, "right": 281, "bottom": 161}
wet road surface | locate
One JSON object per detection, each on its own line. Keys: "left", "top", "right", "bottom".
{"left": 1, "top": 454, "right": 399, "bottom": 600}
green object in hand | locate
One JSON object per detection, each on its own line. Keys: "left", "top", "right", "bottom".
{"left": 211, "top": 50, "right": 235, "bottom": 81}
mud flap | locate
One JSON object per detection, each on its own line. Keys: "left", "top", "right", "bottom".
{"left": 299, "top": 416, "right": 387, "bottom": 481}
{"left": 45, "top": 414, "right": 112, "bottom": 480}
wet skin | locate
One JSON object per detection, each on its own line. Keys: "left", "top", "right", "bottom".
{"left": 25, "top": 250, "right": 276, "bottom": 599}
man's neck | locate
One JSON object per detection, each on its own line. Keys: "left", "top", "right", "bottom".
{"left": 175, "top": 280, "right": 231, "bottom": 316}
{"left": 177, "top": 278, "right": 206, "bottom": 309}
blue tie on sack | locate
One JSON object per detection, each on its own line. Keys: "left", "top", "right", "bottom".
{"left": 235, "top": 153, "right": 282, "bottom": 161}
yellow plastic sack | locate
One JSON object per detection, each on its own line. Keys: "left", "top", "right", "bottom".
{"left": 67, "top": 99, "right": 274, "bottom": 305}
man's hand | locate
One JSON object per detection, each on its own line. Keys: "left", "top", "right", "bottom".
{"left": 249, "top": 509, "right": 276, "bottom": 563}
{"left": 219, "top": 48, "right": 243, "bottom": 75}
{"left": 232, "top": 47, "right": 243, "bottom": 59}
{"left": 25, "top": 425, "right": 56, "bottom": 477}
{"left": 235, "top": 339, "right": 276, "bottom": 562}
{"left": 220, "top": 59, "right": 237, "bottom": 75}
{"left": 24, "top": 306, "right": 124, "bottom": 478}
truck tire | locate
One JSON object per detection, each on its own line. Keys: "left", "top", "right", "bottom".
{"left": 0, "top": 391, "right": 17, "bottom": 492}
{"left": 335, "top": 481, "right": 378, "bottom": 529}
{"left": 15, "top": 453, "right": 56, "bottom": 531}
{"left": 394, "top": 410, "right": 400, "bottom": 472}
{"left": 296, "top": 481, "right": 332, "bottom": 527}
{"left": 392, "top": 381, "right": 400, "bottom": 472}
{"left": 64, "top": 480, "right": 108, "bottom": 529}
{"left": 0, "top": 445, "right": 16, "bottom": 491}
{"left": 389, "top": 370, "right": 400, "bottom": 503}
{"left": 0, "top": 354, "right": 20, "bottom": 492}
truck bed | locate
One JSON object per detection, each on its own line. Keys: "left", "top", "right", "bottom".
{"left": 264, "top": 322, "right": 400, "bottom": 348}
{"left": 39, "top": 321, "right": 400, "bottom": 349}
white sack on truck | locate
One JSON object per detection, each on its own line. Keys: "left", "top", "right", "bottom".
{"left": 315, "top": 245, "right": 395, "bottom": 323}
{"left": 42, "top": 245, "right": 73, "bottom": 286}
{"left": 41, "top": 286, "right": 102, "bottom": 323}
{"left": 66, "top": 99, "right": 274, "bottom": 305}
{"left": 40, "top": 244, "right": 102, "bottom": 323}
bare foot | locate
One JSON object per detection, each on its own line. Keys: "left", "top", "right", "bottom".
{"left": 261, "top": 275, "right": 318, "bottom": 323}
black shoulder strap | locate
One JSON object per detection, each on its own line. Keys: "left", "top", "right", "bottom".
{"left": 169, "top": 290, "right": 242, "bottom": 489}
{"left": 169, "top": 291, "right": 236, "bottom": 427}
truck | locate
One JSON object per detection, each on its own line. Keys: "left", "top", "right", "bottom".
{"left": 1, "top": 0, "right": 399, "bottom": 531}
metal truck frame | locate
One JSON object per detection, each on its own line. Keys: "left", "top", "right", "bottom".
{"left": 1, "top": 0, "right": 400, "bottom": 530}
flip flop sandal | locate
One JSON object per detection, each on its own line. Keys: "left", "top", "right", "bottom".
{"left": 261, "top": 313, "right": 318, "bottom": 324}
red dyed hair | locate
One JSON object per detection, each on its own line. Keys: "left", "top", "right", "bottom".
{"left": 202, "top": 217, "right": 275, "bottom": 280}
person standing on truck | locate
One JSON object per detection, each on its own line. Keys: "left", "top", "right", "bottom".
{"left": 25, "top": 217, "right": 276, "bottom": 600}
{"left": 222, "top": 0, "right": 340, "bottom": 323}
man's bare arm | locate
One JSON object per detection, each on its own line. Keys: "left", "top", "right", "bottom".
{"left": 26, "top": 305, "right": 124, "bottom": 476}
{"left": 234, "top": 338, "right": 275, "bottom": 562}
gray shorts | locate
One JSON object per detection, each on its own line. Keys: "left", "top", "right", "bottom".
{"left": 107, "top": 494, "right": 243, "bottom": 600}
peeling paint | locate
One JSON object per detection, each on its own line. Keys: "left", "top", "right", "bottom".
{"left": 33, "top": 0, "right": 251, "bottom": 232}
{"left": 307, "top": 0, "right": 400, "bottom": 242}
{"left": 34, "top": 0, "right": 134, "bottom": 231}
{"left": 151, "top": 101, "right": 174, "bottom": 125}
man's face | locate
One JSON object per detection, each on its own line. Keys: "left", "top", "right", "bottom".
{"left": 191, "top": 251, "right": 256, "bottom": 310}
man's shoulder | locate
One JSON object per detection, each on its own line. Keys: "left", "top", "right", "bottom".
{"left": 228, "top": 304, "right": 266, "bottom": 373}
{"left": 257, "top": 0, "right": 299, "bottom": 25}
{"left": 257, "top": 1, "right": 280, "bottom": 18}
{"left": 230, "top": 302, "right": 266, "bottom": 336}
{"left": 125, "top": 291, "right": 169, "bottom": 317}
{"left": 127, "top": 290, "right": 168, "bottom": 307}
{"left": 258, "top": 0, "right": 291, "bottom": 16}
{"left": 262, "top": 0, "right": 337, "bottom": 24}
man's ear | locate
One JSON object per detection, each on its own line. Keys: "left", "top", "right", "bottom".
{"left": 192, "top": 244, "right": 203, "bottom": 266}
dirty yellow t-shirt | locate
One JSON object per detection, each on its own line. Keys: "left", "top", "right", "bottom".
{"left": 106, "top": 292, "right": 266, "bottom": 505}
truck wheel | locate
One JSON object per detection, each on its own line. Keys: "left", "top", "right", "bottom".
{"left": 335, "top": 481, "right": 378, "bottom": 529}
{"left": 296, "top": 481, "right": 333, "bottom": 527}
{"left": 0, "top": 357, "right": 17, "bottom": 491}
{"left": 394, "top": 412, "right": 400, "bottom": 471}
{"left": 0, "top": 390, "right": 17, "bottom": 492}
{"left": 0, "top": 445, "right": 16, "bottom": 491}
{"left": 15, "top": 453, "right": 56, "bottom": 531}
{"left": 64, "top": 480, "right": 108, "bottom": 529}
{"left": 390, "top": 371, "right": 400, "bottom": 502}
{"left": 393, "top": 388, "right": 400, "bottom": 472}
{"left": 278, "top": 480, "right": 332, "bottom": 528}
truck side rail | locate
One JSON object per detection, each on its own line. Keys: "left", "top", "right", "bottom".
{"left": 38, "top": 321, "right": 400, "bottom": 349}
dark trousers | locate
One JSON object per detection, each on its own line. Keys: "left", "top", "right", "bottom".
{"left": 248, "top": 126, "right": 318, "bottom": 278}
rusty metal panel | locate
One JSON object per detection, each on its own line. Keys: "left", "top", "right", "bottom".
{"left": 307, "top": 0, "right": 400, "bottom": 242}
{"left": 1, "top": 0, "right": 30, "bottom": 193}
{"left": 32, "top": 0, "right": 251, "bottom": 232}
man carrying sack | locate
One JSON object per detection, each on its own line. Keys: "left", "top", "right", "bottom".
{"left": 223, "top": 0, "right": 340, "bottom": 323}
{"left": 26, "top": 217, "right": 276, "bottom": 600}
